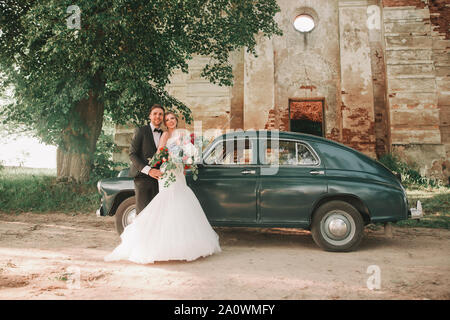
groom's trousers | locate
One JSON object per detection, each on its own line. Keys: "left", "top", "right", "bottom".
{"left": 134, "top": 174, "right": 159, "bottom": 215}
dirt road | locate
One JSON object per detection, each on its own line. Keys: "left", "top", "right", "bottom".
{"left": 0, "top": 212, "right": 449, "bottom": 300}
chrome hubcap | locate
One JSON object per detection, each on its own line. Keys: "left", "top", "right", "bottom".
{"left": 122, "top": 207, "right": 137, "bottom": 227}
{"left": 328, "top": 218, "right": 348, "bottom": 238}
{"left": 320, "top": 210, "right": 356, "bottom": 245}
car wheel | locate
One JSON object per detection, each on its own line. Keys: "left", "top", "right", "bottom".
{"left": 114, "top": 196, "right": 137, "bottom": 235}
{"left": 311, "top": 200, "right": 364, "bottom": 252}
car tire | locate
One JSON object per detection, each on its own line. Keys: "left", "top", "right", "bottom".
{"left": 311, "top": 200, "right": 364, "bottom": 252}
{"left": 114, "top": 196, "right": 137, "bottom": 235}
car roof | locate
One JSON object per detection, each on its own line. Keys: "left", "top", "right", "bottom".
{"left": 218, "top": 130, "right": 343, "bottom": 147}
{"left": 215, "top": 130, "right": 374, "bottom": 161}
{"left": 207, "top": 130, "right": 397, "bottom": 181}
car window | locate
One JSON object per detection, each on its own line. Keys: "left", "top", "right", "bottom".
{"left": 205, "top": 138, "right": 256, "bottom": 165}
{"left": 264, "top": 140, "right": 319, "bottom": 166}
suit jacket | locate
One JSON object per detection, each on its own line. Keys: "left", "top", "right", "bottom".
{"left": 129, "top": 125, "right": 158, "bottom": 178}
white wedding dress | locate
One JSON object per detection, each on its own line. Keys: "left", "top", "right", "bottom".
{"left": 104, "top": 135, "right": 221, "bottom": 264}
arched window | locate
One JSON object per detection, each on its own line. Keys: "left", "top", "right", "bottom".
{"left": 293, "top": 14, "right": 315, "bottom": 33}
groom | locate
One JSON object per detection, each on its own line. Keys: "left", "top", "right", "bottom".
{"left": 129, "top": 104, "right": 165, "bottom": 214}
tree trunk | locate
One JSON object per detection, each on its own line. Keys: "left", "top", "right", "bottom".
{"left": 57, "top": 88, "right": 104, "bottom": 183}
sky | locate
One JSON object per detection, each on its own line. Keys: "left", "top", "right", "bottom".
{"left": 0, "top": 134, "right": 57, "bottom": 168}
{"left": 0, "top": 86, "right": 57, "bottom": 169}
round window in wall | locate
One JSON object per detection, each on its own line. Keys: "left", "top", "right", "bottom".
{"left": 293, "top": 14, "right": 315, "bottom": 33}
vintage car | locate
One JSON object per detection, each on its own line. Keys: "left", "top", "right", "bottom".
{"left": 97, "top": 130, "right": 421, "bottom": 252}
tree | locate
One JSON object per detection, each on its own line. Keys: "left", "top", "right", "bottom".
{"left": 0, "top": 0, "right": 282, "bottom": 182}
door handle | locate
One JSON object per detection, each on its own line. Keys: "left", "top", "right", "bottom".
{"left": 310, "top": 170, "right": 325, "bottom": 175}
{"left": 241, "top": 169, "right": 256, "bottom": 175}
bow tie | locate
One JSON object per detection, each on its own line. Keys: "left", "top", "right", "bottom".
{"left": 153, "top": 128, "right": 163, "bottom": 134}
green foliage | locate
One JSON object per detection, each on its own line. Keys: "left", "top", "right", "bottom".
{"left": 0, "top": 0, "right": 282, "bottom": 148}
{"left": 379, "top": 153, "right": 441, "bottom": 188}
{"left": 90, "top": 130, "right": 127, "bottom": 182}
{"left": 398, "top": 190, "right": 450, "bottom": 229}
{"left": 0, "top": 167, "right": 99, "bottom": 213}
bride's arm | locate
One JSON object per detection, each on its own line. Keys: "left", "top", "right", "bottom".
{"left": 148, "top": 132, "right": 169, "bottom": 178}
{"left": 158, "top": 132, "right": 169, "bottom": 151}
{"left": 149, "top": 132, "right": 169, "bottom": 165}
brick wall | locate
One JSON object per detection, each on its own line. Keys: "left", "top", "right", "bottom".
{"left": 382, "top": 0, "right": 449, "bottom": 183}
{"left": 383, "top": 0, "right": 426, "bottom": 8}
{"left": 429, "top": 0, "right": 450, "bottom": 40}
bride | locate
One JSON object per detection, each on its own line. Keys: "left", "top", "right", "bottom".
{"left": 104, "top": 112, "right": 221, "bottom": 264}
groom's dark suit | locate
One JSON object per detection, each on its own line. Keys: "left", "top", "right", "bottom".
{"left": 129, "top": 125, "right": 161, "bottom": 214}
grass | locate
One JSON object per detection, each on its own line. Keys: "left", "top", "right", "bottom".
{"left": 0, "top": 166, "right": 100, "bottom": 214}
{"left": 0, "top": 166, "right": 448, "bottom": 229}
{"left": 376, "top": 153, "right": 449, "bottom": 229}
{"left": 378, "top": 153, "right": 446, "bottom": 189}
{"left": 397, "top": 187, "right": 450, "bottom": 229}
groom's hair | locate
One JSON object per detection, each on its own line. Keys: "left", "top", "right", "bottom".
{"left": 149, "top": 104, "right": 165, "bottom": 114}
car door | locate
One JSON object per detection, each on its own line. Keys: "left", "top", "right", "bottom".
{"left": 258, "top": 138, "right": 327, "bottom": 225}
{"left": 189, "top": 135, "right": 259, "bottom": 224}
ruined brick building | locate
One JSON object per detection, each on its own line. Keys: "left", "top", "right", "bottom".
{"left": 114, "top": 0, "right": 450, "bottom": 183}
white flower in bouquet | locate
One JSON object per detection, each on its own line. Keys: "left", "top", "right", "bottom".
{"left": 182, "top": 143, "right": 196, "bottom": 158}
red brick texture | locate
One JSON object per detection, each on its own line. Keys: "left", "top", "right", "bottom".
{"left": 429, "top": 0, "right": 450, "bottom": 39}
{"left": 290, "top": 101, "right": 323, "bottom": 123}
{"left": 383, "top": 0, "right": 449, "bottom": 39}
{"left": 382, "top": 0, "right": 426, "bottom": 8}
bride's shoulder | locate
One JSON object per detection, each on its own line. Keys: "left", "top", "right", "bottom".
{"left": 173, "top": 129, "right": 188, "bottom": 138}
{"left": 161, "top": 131, "right": 169, "bottom": 138}
{"left": 173, "top": 128, "right": 182, "bottom": 134}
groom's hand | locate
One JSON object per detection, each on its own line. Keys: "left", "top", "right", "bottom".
{"left": 149, "top": 169, "right": 162, "bottom": 179}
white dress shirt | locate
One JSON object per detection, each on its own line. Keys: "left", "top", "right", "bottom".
{"left": 141, "top": 123, "right": 163, "bottom": 175}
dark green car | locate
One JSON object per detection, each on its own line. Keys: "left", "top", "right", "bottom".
{"left": 97, "top": 130, "right": 419, "bottom": 252}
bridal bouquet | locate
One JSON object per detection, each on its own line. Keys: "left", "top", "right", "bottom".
{"left": 147, "top": 146, "right": 173, "bottom": 187}
{"left": 168, "top": 133, "right": 200, "bottom": 179}
{"left": 147, "top": 133, "right": 200, "bottom": 188}
{"left": 148, "top": 146, "right": 169, "bottom": 168}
